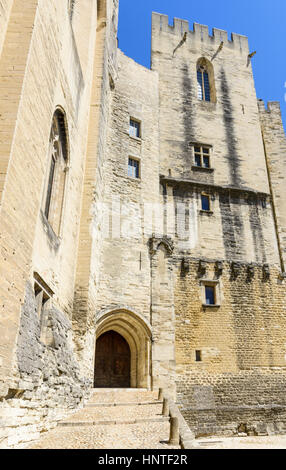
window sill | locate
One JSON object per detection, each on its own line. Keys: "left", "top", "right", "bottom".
{"left": 127, "top": 176, "right": 141, "bottom": 182}
{"left": 129, "top": 135, "right": 142, "bottom": 143}
{"left": 192, "top": 166, "right": 214, "bottom": 173}
{"left": 202, "top": 304, "right": 221, "bottom": 308}
{"left": 200, "top": 210, "right": 214, "bottom": 215}
{"left": 197, "top": 101, "right": 216, "bottom": 110}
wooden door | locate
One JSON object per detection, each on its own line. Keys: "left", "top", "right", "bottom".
{"left": 94, "top": 331, "right": 131, "bottom": 388}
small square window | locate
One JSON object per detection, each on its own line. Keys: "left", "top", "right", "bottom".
{"left": 128, "top": 157, "right": 140, "bottom": 179}
{"left": 201, "top": 194, "right": 210, "bottom": 211}
{"left": 205, "top": 286, "right": 215, "bottom": 305}
{"left": 129, "top": 119, "right": 141, "bottom": 138}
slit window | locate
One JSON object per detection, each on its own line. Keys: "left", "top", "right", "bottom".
{"left": 195, "top": 350, "right": 202, "bottom": 362}
{"left": 129, "top": 119, "right": 141, "bottom": 138}
{"left": 128, "top": 157, "right": 140, "bottom": 179}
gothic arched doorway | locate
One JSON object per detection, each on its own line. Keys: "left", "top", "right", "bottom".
{"left": 94, "top": 330, "right": 131, "bottom": 388}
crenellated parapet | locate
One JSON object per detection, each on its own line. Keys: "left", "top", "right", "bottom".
{"left": 152, "top": 12, "right": 249, "bottom": 52}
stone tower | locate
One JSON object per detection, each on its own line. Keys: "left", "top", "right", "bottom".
{"left": 1, "top": 2, "right": 286, "bottom": 447}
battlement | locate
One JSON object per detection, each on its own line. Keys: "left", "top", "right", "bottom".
{"left": 258, "top": 99, "right": 282, "bottom": 115}
{"left": 152, "top": 12, "right": 249, "bottom": 52}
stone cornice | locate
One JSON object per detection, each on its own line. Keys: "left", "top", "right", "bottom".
{"left": 160, "top": 175, "right": 271, "bottom": 200}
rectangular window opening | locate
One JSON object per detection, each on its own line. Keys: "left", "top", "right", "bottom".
{"left": 195, "top": 350, "right": 202, "bottom": 362}
{"left": 128, "top": 157, "right": 140, "bottom": 179}
{"left": 201, "top": 194, "right": 210, "bottom": 211}
{"left": 193, "top": 145, "right": 211, "bottom": 168}
{"left": 205, "top": 285, "right": 215, "bottom": 305}
{"left": 129, "top": 119, "right": 141, "bottom": 138}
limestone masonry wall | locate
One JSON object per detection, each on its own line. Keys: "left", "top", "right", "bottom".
{"left": 1, "top": 2, "right": 286, "bottom": 448}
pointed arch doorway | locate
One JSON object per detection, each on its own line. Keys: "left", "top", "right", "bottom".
{"left": 94, "top": 307, "right": 152, "bottom": 389}
{"left": 94, "top": 330, "right": 131, "bottom": 388}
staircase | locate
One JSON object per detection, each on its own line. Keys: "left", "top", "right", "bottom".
{"left": 27, "top": 389, "right": 181, "bottom": 449}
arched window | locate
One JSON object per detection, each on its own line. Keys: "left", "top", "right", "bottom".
{"left": 197, "top": 58, "right": 216, "bottom": 103}
{"left": 43, "top": 109, "right": 69, "bottom": 236}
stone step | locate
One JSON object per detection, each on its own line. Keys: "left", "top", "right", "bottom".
{"left": 90, "top": 388, "right": 159, "bottom": 404}
{"left": 86, "top": 401, "right": 162, "bottom": 407}
{"left": 59, "top": 403, "right": 164, "bottom": 424}
{"left": 58, "top": 417, "right": 170, "bottom": 427}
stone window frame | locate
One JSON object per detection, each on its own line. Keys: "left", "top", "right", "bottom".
{"left": 127, "top": 155, "right": 141, "bottom": 180}
{"left": 200, "top": 279, "right": 221, "bottom": 308}
{"left": 190, "top": 142, "right": 214, "bottom": 173}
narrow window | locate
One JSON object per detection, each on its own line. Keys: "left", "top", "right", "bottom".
{"left": 205, "top": 285, "right": 215, "bottom": 305}
{"left": 201, "top": 194, "right": 210, "bottom": 211}
{"left": 195, "top": 350, "right": 202, "bottom": 362}
{"left": 128, "top": 157, "right": 140, "bottom": 179}
{"left": 197, "top": 66, "right": 210, "bottom": 102}
{"left": 44, "top": 156, "right": 56, "bottom": 219}
{"left": 196, "top": 58, "right": 216, "bottom": 103}
{"left": 203, "top": 148, "right": 210, "bottom": 168}
{"left": 43, "top": 109, "right": 68, "bottom": 235}
{"left": 129, "top": 119, "right": 141, "bottom": 138}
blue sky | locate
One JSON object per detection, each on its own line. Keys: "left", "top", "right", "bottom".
{"left": 118, "top": 0, "right": 286, "bottom": 129}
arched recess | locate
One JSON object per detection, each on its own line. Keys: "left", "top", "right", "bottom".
{"left": 196, "top": 57, "right": 216, "bottom": 103}
{"left": 42, "top": 107, "right": 69, "bottom": 236}
{"left": 95, "top": 308, "right": 152, "bottom": 388}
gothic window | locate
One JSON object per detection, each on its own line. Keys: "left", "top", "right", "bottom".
{"left": 197, "top": 58, "right": 216, "bottom": 103}
{"left": 43, "top": 109, "right": 69, "bottom": 235}
{"left": 197, "top": 66, "right": 210, "bottom": 101}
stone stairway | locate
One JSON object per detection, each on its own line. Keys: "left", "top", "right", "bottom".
{"left": 26, "top": 389, "right": 181, "bottom": 449}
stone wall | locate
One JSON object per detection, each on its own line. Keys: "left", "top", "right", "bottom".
{"left": 174, "top": 260, "right": 286, "bottom": 436}
{"left": 0, "top": 0, "right": 115, "bottom": 447}
{"left": 0, "top": 283, "right": 91, "bottom": 448}
{"left": 259, "top": 100, "right": 286, "bottom": 271}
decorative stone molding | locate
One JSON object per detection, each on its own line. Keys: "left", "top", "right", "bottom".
{"left": 247, "top": 263, "right": 255, "bottom": 280}
{"left": 148, "top": 235, "right": 174, "bottom": 257}
{"left": 231, "top": 261, "right": 241, "bottom": 278}
{"left": 198, "top": 259, "right": 207, "bottom": 277}
{"left": 215, "top": 260, "right": 223, "bottom": 277}
{"left": 181, "top": 258, "right": 190, "bottom": 274}
{"left": 262, "top": 264, "right": 270, "bottom": 280}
